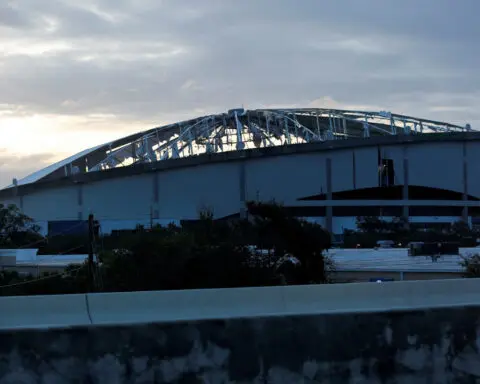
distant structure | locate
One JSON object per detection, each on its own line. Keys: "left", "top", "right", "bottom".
{"left": 0, "top": 108, "right": 478, "bottom": 235}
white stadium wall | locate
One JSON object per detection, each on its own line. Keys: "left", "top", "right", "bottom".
{"left": 244, "top": 153, "right": 326, "bottom": 203}
{"left": 467, "top": 141, "right": 480, "bottom": 198}
{"left": 2, "top": 137, "right": 480, "bottom": 235}
{"left": 407, "top": 142, "right": 464, "bottom": 193}
{"left": 351, "top": 147, "right": 379, "bottom": 190}
{"left": 82, "top": 173, "right": 154, "bottom": 221}
{"left": 23, "top": 186, "right": 79, "bottom": 221}
{"left": 79, "top": 162, "right": 241, "bottom": 222}
{"left": 155, "top": 162, "right": 241, "bottom": 219}
{"left": 330, "top": 149, "right": 355, "bottom": 192}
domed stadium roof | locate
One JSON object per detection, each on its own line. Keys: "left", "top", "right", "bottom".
{"left": 7, "top": 108, "right": 473, "bottom": 189}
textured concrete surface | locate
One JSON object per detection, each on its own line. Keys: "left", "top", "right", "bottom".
{"left": 1, "top": 306, "right": 480, "bottom": 383}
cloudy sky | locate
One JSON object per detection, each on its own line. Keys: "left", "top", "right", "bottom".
{"left": 0, "top": 0, "right": 478, "bottom": 187}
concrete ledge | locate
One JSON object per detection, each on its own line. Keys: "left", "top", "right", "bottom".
{"left": 1, "top": 278, "right": 480, "bottom": 330}
{"left": 282, "top": 278, "right": 480, "bottom": 316}
{"left": 0, "top": 294, "right": 91, "bottom": 330}
{"left": 80, "top": 278, "right": 480, "bottom": 327}
{"left": 86, "top": 286, "right": 286, "bottom": 326}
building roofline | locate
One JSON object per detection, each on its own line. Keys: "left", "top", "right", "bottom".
{"left": 2, "top": 131, "right": 480, "bottom": 199}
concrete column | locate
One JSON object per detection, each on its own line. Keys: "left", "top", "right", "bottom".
{"left": 402, "top": 147, "right": 409, "bottom": 223}
{"left": 326, "top": 158, "right": 333, "bottom": 233}
{"left": 352, "top": 150, "right": 357, "bottom": 189}
{"left": 462, "top": 142, "right": 469, "bottom": 223}
{"left": 239, "top": 161, "right": 247, "bottom": 219}
{"left": 152, "top": 172, "right": 159, "bottom": 219}
{"left": 77, "top": 184, "right": 83, "bottom": 220}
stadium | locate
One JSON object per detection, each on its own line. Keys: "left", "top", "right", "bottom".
{"left": 0, "top": 108, "right": 478, "bottom": 236}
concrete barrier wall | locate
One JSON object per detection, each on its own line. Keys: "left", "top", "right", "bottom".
{"left": 1, "top": 280, "right": 480, "bottom": 382}
{"left": 87, "top": 285, "right": 287, "bottom": 326}
{"left": 2, "top": 278, "right": 480, "bottom": 330}
{"left": 0, "top": 293, "right": 90, "bottom": 330}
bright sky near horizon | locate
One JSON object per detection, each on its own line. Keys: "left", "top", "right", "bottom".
{"left": 0, "top": 0, "right": 479, "bottom": 187}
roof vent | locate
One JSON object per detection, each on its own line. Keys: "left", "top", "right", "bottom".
{"left": 12, "top": 178, "right": 18, "bottom": 186}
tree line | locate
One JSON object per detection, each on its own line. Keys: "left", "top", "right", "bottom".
{"left": 347, "top": 215, "right": 480, "bottom": 278}
{"left": 344, "top": 216, "right": 479, "bottom": 248}
{"left": 0, "top": 202, "right": 335, "bottom": 296}
{"left": 2, "top": 203, "right": 480, "bottom": 296}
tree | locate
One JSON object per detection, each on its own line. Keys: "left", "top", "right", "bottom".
{"left": 247, "top": 201, "right": 332, "bottom": 284}
{"left": 356, "top": 215, "right": 408, "bottom": 235}
{"left": 450, "top": 220, "right": 471, "bottom": 237}
{"left": 389, "top": 216, "right": 409, "bottom": 234}
{"left": 460, "top": 253, "right": 480, "bottom": 278}
{"left": 1, "top": 202, "right": 335, "bottom": 296}
{"left": 0, "top": 204, "right": 42, "bottom": 248}
{"left": 356, "top": 216, "right": 387, "bottom": 234}
{"left": 0, "top": 263, "right": 90, "bottom": 296}
{"left": 449, "top": 220, "right": 478, "bottom": 246}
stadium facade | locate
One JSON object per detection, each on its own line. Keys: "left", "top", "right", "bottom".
{"left": 0, "top": 108, "right": 478, "bottom": 235}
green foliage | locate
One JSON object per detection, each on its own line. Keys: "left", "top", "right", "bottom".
{"left": 247, "top": 201, "right": 332, "bottom": 284}
{"left": 0, "top": 263, "right": 90, "bottom": 296}
{"left": 355, "top": 216, "right": 408, "bottom": 235}
{"left": 37, "top": 234, "right": 88, "bottom": 255}
{"left": 1, "top": 202, "right": 334, "bottom": 296}
{"left": 345, "top": 217, "right": 478, "bottom": 248}
{"left": 460, "top": 253, "right": 480, "bottom": 278}
{"left": 449, "top": 220, "right": 472, "bottom": 237}
{"left": 0, "top": 204, "right": 43, "bottom": 248}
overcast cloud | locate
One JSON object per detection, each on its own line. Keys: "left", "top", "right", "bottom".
{"left": 0, "top": 0, "right": 479, "bottom": 186}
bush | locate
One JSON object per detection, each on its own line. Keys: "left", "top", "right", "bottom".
{"left": 0, "top": 263, "right": 90, "bottom": 296}
{"left": 1, "top": 202, "right": 335, "bottom": 296}
{"left": 460, "top": 253, "right": 480, "bottom": 278}
{"left": 0, "top": 204, "right": 43, "bottom": 248}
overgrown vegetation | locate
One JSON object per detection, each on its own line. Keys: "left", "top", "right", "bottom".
{"left": 0, "top": 204, "right": 43, "bottom": 249}
{"left": 346, "top": 215, "right": 480, "bottom": 276}
{"left": 344, "top": 216, "right": 479, "bottom": 248}
{"left": 461, "top": 253, "right": 480, "bottom": 278}
{"left": 0, "top": 201, "right": 334, "bottom": 296}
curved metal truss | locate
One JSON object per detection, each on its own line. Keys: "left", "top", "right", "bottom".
{"left": 89, "top": 108, "right": 471, "bottom": 172}
{"left": 9, "top": 108, "right": 474, "bottom": 187}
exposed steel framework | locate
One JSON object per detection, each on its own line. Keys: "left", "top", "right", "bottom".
{"left": 9, "top": 108, "right": 473, "bottom": 188}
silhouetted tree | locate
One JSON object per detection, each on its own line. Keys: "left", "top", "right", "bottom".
{"left": 356, "top": 216, "right": 408, "bottom": 235}
{"left": 0, "top": 204, "right": 42, "bottom": 248}
{"left": 450, "top": 220, "right": 471, "bottom": 237}
{"left": 461, "top": 253, "right": 480, "bottom": 278}
{"left": 247, "top": 201, "right": 332, "bottom": 284}
{"left": 1, "top": 202, "right": 335, "bottom": 296}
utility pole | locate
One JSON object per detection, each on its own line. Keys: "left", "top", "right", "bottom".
{"left": 88, "top": 213, "right": 96, "bottom": 292}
